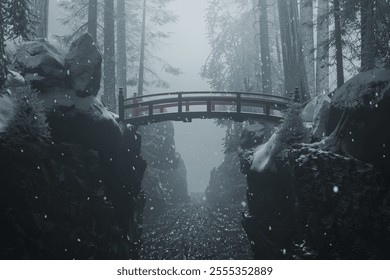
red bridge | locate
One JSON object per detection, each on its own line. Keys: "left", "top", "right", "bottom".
{"left": 118, "top": 90, "right": 291, "bottom": 125}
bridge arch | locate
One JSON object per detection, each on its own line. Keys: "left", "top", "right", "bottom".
{"left": 118, "top": 90, "right": 291, "bottom": 126}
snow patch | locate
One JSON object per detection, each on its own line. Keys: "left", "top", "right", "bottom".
{"left": 250, "top": 132, "right": 279, "bottom": 173}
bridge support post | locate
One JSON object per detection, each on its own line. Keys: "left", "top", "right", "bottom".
{"left": 178, "top": 93, "right": 182, "bottom": 114}
{"left": 118, "top": 87, "right": 124, "bottom": 122}
{"left": 265, "top": 104, "right": 270, "bottom": 116}
{"left": 236, "top": 93, "right": 241, "bottom": 113}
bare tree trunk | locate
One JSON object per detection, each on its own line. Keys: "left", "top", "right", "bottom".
{"left": 117, "top": 0, "right": 127, "bottom": 96}
{"left": 103, "top": 0, "right": 116, "bottom": 112}
{"left": 316, "top": 0, "right": 329, "bottom": 95}
{"left": 259, "top": 0, "right": 273, "bottom": 94}
{"left": 88, "top": 0, "right": 98, "bottom": 41}
{"left": 252, "top": 0, "right": 261, "bottom": 91}
{"left": 277, "top": 0, "right": 308, "bottom": 101}
{"left": 300, "top": 0, "right": 314, "bottom": 98}
{"left": 273, "top": 3, "right": 282, "bottom": 65}
{"left": 334, "top": 0, "right": 344, "bottom": 88}
{"left": 361, "top": 0, "right": 376, "bottom": 71}
{"left": 0, "top": 2, "right": 6, "bottom": 88}
{"left": 31, "top": 0, "right": 49, "bottom": 38}
{"left": 138, "top": 0, "right": 147, "bottom": 96}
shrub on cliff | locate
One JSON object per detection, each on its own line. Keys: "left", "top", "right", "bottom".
{"left": 279, "top": 103, "right": 309, "bottom": 147}
{"left": 1, "top": 86, "right": 50, "bottom": 153}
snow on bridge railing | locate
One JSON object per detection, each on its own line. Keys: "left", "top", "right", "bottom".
{"left": 118, "top": 90, "right": 292, "bottom": 125}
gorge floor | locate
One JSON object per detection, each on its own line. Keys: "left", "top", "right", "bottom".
{"left": 140, "top": 193, "right": 253, "bottom": 260}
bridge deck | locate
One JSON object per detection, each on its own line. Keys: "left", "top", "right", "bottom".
{"left": 118, "top": 91, "right": 290, "bottom": 125}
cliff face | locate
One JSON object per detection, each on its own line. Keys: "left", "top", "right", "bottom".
{"left": 0, "top": 34, "right": 146, "bottom": 259}
{"left": 241, "top": 69, "right": 390, "bottom": 259}
{"left": 140, "top": 121, "right": 189, "bottom": 213}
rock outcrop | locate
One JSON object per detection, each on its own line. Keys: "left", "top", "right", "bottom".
{"left": 0, "top": 34, "right": 147, "bottom": 259}
{"left": 64, "top": 34, "right": 102, "bottom": 97}
{"left": 241, "top": 70, "right": 390, "bottom": 259}
{"left": 140, "top": 122, "right": 189, "bottom": 213}
{"left": 14, "top": 39, "right": 66, "bottom": 90}
{"left": 205, "top": 123, "right": 274, "bottom": 205}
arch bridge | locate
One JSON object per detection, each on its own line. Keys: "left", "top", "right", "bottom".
{"left": 118, "top": 90, "right": 291, "bottom": 126}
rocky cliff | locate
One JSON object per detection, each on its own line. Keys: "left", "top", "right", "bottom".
{"left": 241, "top": 69, "right": 390, "bottom": 259}
{"left": 0, "top": 34, "right": 146, "bottom": 259}
{"left": 140, "top": 122, "right": 189, "bottom": 214}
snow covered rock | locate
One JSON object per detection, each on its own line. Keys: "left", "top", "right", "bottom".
{"left": 290, "top": 147, "right": 390, "bottom": 259}
{"left": 64, "top": 33, "right": 102, "bottom": 97}
{"left": 5, "top": 70, "right": 26, "bottom": 87}
{"left": 326, "top": 69, "right": 390, "bottom": 169}
{"left": 14, "top": 39, "right": 66, "bottom": 90}
{"left": 206, "top": 152, "right": 247, "bottom": 204}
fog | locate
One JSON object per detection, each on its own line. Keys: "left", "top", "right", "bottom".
{"left": 147, "top": 0, "right": 226, "bottom": 193}
{"left": 48, "top": 0, "right": 226, "bottom": 193}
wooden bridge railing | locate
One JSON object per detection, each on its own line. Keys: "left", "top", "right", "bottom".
{"left": 118, "top": 90, "right": 291, "bottom": 125}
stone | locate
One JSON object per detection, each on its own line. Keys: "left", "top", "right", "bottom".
{"left": 65, "top": 33, "right": 102, "bottom": 97}
{"left": 325, "top": 69, "right": 390, "bottom": 170}
{"left": 14, "top": 39, "right": 65, "bottom": 90}
{"left": 290, "top": 147, "right": 390, "bottom": 259}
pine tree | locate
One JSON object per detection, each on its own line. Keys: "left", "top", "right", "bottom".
{"left": 258, "top": 0, "right": 272, "bottom": 94}
{"left": 316, "top": 0, "right": 329, "bottom": 95}
{"left": 277, "top": 0, "right": 309, "bottom": 100}
{"left": 0, "top": 0, "right": 34, "bottom": 88}
{"left": 300, "top": 0, "right": 314, "bottom": 97}
{"left": 117, "top": 0, "right": 127, "bottom": 95}
{"left": 30, "top": 0, "right": 49, "bottom": 38}
{"left": 102, "top": 0, "right": 116, "bottom": 112}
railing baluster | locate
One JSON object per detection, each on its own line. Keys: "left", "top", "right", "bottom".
{"left": 149, "top": 104, "right": 153, "bottom": 116}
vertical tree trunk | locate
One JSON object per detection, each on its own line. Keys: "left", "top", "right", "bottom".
{"left": 252, "top": 0, "right": 261, "bottom": 91}
{"left": 31, "top": 0, "right": 49, "bottom": 38}
{"left": 316, "top": 0, "right": 329, "bottom": 95}
{"left": 103, "top": 0, "right": 116, "bottom": 112}
{"left": 334, "top": 0, "right": 344, "bottom": 88}
{"left": 117, "top": 0, "right": 127, "bottom": 96}
{"left": 277, "top": 0, "right": 308, "bottom": 101}
{"left": 273, "top": 3, "right": 282, "bottom": 65}
{"left": 300, "top": 0, "right": 314, "bottom": 98}
{"left": 138, "top": 0, "right": 147, "bottom": 96}
{"left": 259, "top": 0, "right": 273, "bottom": 94}
{"left": 0, "top": 2, "right": 6, "bottom": 88}
{"left": 360, "top": 0, "right": 375, "bottom": 71}
{"left": 88, "top": 0, "right": 98, "bottom": 41}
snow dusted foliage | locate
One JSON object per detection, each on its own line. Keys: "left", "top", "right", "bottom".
{"left": 331, "top": 69, "right": 390, "bottom": 110}
{"left": 1, "top": 86, "right": 50, "bottom": 151}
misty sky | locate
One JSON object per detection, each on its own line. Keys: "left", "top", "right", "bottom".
{"left": 150, "top": 0, "right": 226, "bottom": 193}
{"left": 48, "top": 0, "right": 226, "bottom": 193}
